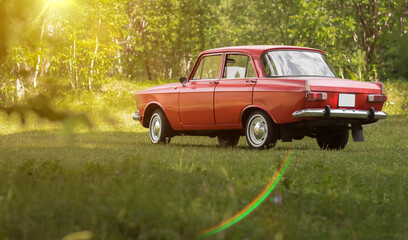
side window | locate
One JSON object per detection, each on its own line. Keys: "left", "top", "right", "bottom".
{"left": 193, "top": 58, "right": 204, "bottom": 80}
{"left": 246, "top": 58, "right": 256, "bottom": 78}
{"left": 223, "top": 54, "right": 257, "bottom": 79}
{"left": 261, "top": 54, "right": 277, "bottom": 77}
{"left": 192, "top": 55, "right": 222, "bottom": 80}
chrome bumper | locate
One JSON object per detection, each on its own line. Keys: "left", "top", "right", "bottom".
{"left": 293, "top": 107, "right": 387, "bottom": 120}
{"left": 132, "top": 110, "right": 141, "bottom": 121}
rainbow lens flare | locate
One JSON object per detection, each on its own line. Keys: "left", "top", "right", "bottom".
{"left": 197, "top": 150, "right": 293, "bottom": 238}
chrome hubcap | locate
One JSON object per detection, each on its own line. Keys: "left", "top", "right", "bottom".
{"left": 247, "top": 115, "right": 268, "bottom": 147}
{"left": 153, "top": 121, "right": 160, "bottom": 136}
{"left": 253, "top": 122, "right": 265, "bottom": 139}
{"left": 149, "top": 113, "right": 161, "bottom": 143}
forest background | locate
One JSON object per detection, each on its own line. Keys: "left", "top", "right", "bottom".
{"left": 0, "top": 0, "right": 407, "bottom": 106}
{"left": 0, "top": 1, "right": 408, "bottom": 239}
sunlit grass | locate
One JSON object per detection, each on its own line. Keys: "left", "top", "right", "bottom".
{"left": 0, "top": 116, "right": 407, "bottom": 239}
{"left": 0, "top": 78, "right": 407, "bottom": 239}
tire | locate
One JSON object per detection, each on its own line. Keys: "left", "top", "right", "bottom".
{"left": 245, "top": 111, "right": 278, "bottom": 150}
{"left": 217, "top": 135, "right": 240, "bottom": 147}
{"left": 316, "top": 128, "right": 349, "bottom": 150}
{"left": 149, "top": 109, "right": 172, "bottom": 144}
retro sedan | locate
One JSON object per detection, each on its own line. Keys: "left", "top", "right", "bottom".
{"left": 133, "top": 45, "right": 387, "bottom": 150}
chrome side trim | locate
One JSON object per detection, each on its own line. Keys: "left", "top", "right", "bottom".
{"left": 292, "top": 108, "right": 387, "bottom": 119}
{"left": 132, "top": 110, "right": 141, "bottom": 121}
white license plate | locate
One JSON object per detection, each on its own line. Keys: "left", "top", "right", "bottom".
{"left": 338, "top": 94, "right": 355, "bottom": 107}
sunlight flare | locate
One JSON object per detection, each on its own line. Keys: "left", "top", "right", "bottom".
{"left": 36, "top": 0, "right": 78, "bottom": 21}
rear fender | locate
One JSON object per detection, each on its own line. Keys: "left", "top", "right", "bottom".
{"left": 240, "top": 105, "right": 277, "bottom": 127}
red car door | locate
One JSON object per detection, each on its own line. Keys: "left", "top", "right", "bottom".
{"left": 214, "top": 54, "right": 257, "bottom": 126}
{"left": 179, "top": 54, "right": 222, "bottom": 129}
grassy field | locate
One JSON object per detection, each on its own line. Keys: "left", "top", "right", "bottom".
{"left": 0, "top": 79, "right": 407, "bottom": 240}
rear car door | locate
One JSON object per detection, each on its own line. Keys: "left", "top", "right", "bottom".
{"left": 179, "top": 54, "right": 222, "bottom": 128}
{"left": 214, "top": 54, "right": 257, "bottom": 126}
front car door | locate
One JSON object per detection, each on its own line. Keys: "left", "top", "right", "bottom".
{"left": 214, "top": 54, "right": 257, "bottom": 126}
{"left": 179, "top": 54, "right": 222, "bottom": 129}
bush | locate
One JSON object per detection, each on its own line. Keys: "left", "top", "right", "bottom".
{"left": 384, "top": 35, "right": 408, "bottom": 81}
{"left": 383, "top": 80, "right": 408, "bottom": 115}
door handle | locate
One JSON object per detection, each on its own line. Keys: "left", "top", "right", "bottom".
{"left": 246, "top": 78, "right": 257, "bottom": 83}
{"left": 210, "top": 80, "right": 219, "bottom": 84}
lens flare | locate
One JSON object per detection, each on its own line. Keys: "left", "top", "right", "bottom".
{"left": 197, "top": 150, "right": 293, "bottom": 239}
{"left": 36, "top": 0, "right": 53, "bottom": 21}
{"left": 36, "top": 0, "right": 79, "bottom": 21}
{"left": 271, "top": 192, "right": 282, "bottom": 205}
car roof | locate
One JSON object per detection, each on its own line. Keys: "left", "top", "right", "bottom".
{"left": 200, "top": 45, "right": 326, "bottom": 56}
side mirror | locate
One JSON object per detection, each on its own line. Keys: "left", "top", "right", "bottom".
{"left": 226, "top": 58, "right": 235, "bottom": 64}
{"left": 179, "top": 77, "right": 187, "bottom": 86}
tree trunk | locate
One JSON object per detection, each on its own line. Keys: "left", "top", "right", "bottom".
{"left": 69, "top": 45, "right": 74, "bottom": 89}
{"left": 33, "top": 17, "right": 46, "bottom": 88}
{"left": 88, "top": 19, "right": 101, "bottom": 91}
{"left": 144, "top": 59, "right": 152, "bottom": 80}
{"left": 74, "top": 31, "right": 78, "bottom": 89}
{"left": 353, "top": 0, "right": 384, "bottom": 81}
{"left": 116, "top": 38, "right": 122, "bottom": 74}
{"left": 16, "top": 78, "right": 25, "bottom": 101}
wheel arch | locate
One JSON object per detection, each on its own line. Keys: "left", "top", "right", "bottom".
{"left": 142, "top": 102, "right": 168, "bottom": 128}
{"left": 240, "top": 105, "right": 277, "bottom": 128}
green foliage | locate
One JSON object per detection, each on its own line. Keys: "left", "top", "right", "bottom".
{"left": 384, "top": 35, "right": 408, "bottom": 80}
{"left": 0, "top": 94, "right": 92, "bottom": 138}
{"left": 383, "top": 80, "right": 408, "bottom": 115}
{"left": 348, "top": 50, "right": 366, "bottom": 81}
{"left": 0, "top": 0, "right": 408, "bottom": 108}
{"left": 1, "top": 0, "right": 407, "bottom": 99}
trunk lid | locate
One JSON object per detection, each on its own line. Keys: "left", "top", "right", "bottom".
{"left": 305, "top": 77, "right": 382, "bottom": 94}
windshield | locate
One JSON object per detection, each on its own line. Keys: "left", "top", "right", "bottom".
{"left": 262, "top": 50, "right": 337, "bottom": 77}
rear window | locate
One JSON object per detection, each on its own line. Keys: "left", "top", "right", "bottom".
{"left": 261, "top": 50, "right": 337, "bottom": 77}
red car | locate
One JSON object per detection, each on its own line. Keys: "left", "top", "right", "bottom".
{"left": 133, "top": 45, "right": 387, "bottom": 150}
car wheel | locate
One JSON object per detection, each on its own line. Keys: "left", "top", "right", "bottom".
{"left": 316, "top": 129, "right": 349, "bottom": 150}
{"left": 217, "top": 135, "right": 240, "bottom": 147}
{"left": 245, "top": 111, "right": 278, "bottom": 150}
{"left": 149, "top": 109, "right": 172, "bottom": 144}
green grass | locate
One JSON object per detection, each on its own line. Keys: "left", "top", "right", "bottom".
{"left": 0, "top": 79, "right": 408, "bottom": 240}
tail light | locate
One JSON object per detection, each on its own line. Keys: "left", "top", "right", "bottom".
{"left": 305, "top": 80, "right": 327, "bottom": 101}
{"left": 306, "top": 92, "right": 327, "bottom": 101}
{"left": 368, "top": 94, "right": 387, "bottom": 102}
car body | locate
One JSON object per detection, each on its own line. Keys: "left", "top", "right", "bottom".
{"left": 133, "top": 45, "right": 387, "bottom": 150}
